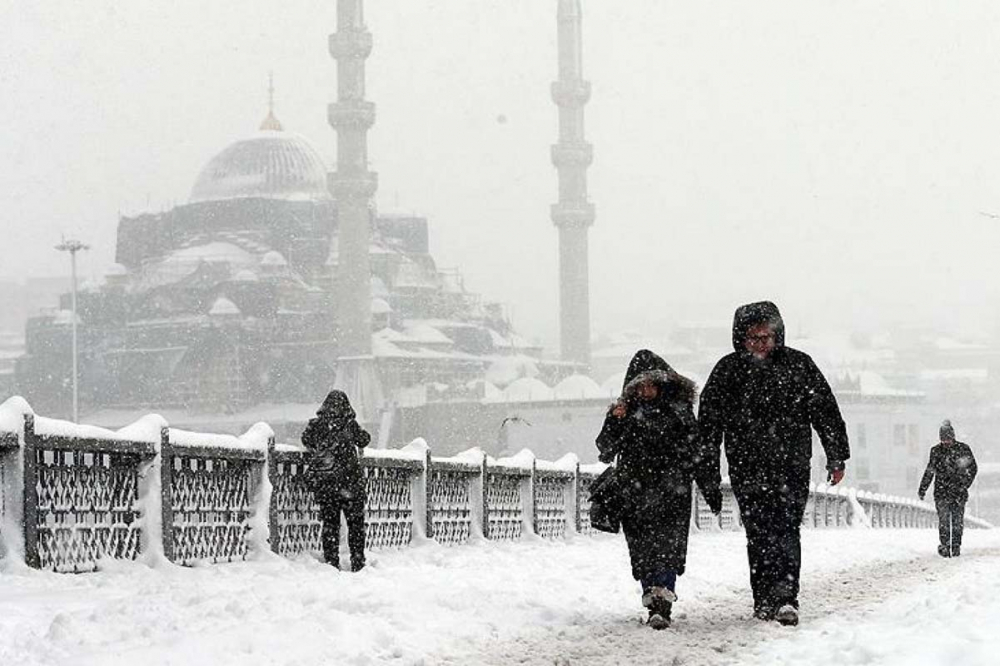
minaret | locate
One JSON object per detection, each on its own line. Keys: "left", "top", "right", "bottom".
{"left": 329, "top": 0, "right": 382, "bottom": 419}
{"left": 329, "top": 0, "right": 376, "bottom": 357}
{"left": 551, "top": 0, "right": 594, "bottom": 368}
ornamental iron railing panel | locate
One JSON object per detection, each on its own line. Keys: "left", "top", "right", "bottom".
{"left": 364, "top": 464, "right": 415, "bottom": 549}
{"left": 485, "top": 470, "right": 525, "bottom": 541}
{"left": 0, "top": 431, "right": 14, "bottom": 547}
{"left": 270, "top": 455, "right": 322, "bottom": 558}
{"left": 169, "top": 452, "right": 259, "bottom": 566}
{"left": 719, "top": 487, "right": 741, "bottom": 530}
{"left": 576, "top": 473, "right": 596, "bottom": 536}
{"left": 429, "top": 466, "right": 476, "bottom": 545}
{"left": 24, "top": 419, "right": 155, "bottom": 573}
{"left": 534, "top": 472, "right": 571, "bottom": 539}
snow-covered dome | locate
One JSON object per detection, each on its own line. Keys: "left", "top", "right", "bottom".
{"left": 486, "top": 355, "right": 540, "bottom": 388}
{"left": 209, "top": 297, "right": 240, "bottom": 317}
{"left": 232, "top": 269, "right": 259, "bottom": 282}
{"left": 553, "top": 374, "right": 604, "bottom": 400}
{"left": 137, "top": 242, "right": 258, "bottom": 290}
{"left": 372, "top": 298, "right": 392, "bottom": 315}
{"left": 260, "top": 251, "right": 288, "bottom": 268}
{"left": 189, "top": 130, "right": 332, "bottom": 204}
{"left": 503, "top": 377, "right": 555, "bottom": 402}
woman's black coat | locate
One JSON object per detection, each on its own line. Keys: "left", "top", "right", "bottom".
{"left": 595, "top": 350, "right": 722, "bottom": 580}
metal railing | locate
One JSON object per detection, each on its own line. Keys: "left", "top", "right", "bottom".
{"left": 0, "top": 401, "right": 990, "bottom": 572}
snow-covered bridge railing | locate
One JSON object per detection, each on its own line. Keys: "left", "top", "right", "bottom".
{"left": 0, "top": 396, "right": 991, "bottom": 573}
{"left": 0, "top": 398, "right": 597, "bottom": 571}
{"left": 690, "top": 479, "right": 991, "bottom": 532}
{"left": 267, "top": 443, "right": 594, "bottom": 557}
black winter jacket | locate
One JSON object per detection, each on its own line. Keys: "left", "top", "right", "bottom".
{"left": 699, "top": 302, "right": 850, "bottom": 495}
{"left": 595, "top": 350, "right": 721, "bottom": 578}
{"left": 302, "top": 390, "right": 371, "bottom": 500}
{"left": 919, "top": 441, "right": 978, "bottom": 503}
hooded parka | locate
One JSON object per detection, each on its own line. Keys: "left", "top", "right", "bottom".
{"left": 301, "top": 390, "right": 370, "bottom": 569}
{"left": 302, "top": 390, "right": 371, "bottom": 501}
{"left": 596, "top": 350, "right": 722, "bottom": 581}
{"left": 698, "top": 301, "right": 850, "bottom": 611}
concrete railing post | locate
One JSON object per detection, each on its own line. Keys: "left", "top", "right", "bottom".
{"left": 523, "top": 457, "right": 536, "bottom": 537}
{"left": 21, "top": 414, "right": 39, "bottom": 569}
{"left": 469, "top": 451, "right": 487, "bottom": 540}
{"left": 572, "top": 461, "right": 581, "bottom": 535}
{"left": 409, "top": 445, "right": 432, "bottom": 541}
{"left": 159, "top": 426, "right": 174, "bottom": 563}
{"left": 267, "top": 436, "right": 279, "bottom": 554}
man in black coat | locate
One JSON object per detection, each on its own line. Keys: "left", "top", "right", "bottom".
{"left": 596, "top": 349, "right": 722, "bottom": 629}
{"left": 919, "top": 419, "right": 978, "bottom": 557}
{"left": 699, "top": 301, "right": 850, "bottom": 626}
{"left": 302, "top": 390, "right": 371, "bottom": 571}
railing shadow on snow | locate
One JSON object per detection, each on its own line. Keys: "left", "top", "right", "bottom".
{"left": 0, "top": 397, "right": 990, "bottom": 573}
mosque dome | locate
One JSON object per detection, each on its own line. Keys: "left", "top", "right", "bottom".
{"left": 189, "top": 118, "right": 332, "bottom": 204}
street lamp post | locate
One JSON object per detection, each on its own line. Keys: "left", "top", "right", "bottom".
{"left": 55, "top": 238, "right": 89, "bottom": 422}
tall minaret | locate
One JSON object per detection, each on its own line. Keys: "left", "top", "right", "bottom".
{"left": 551, "top": 0, "right": 594, "bottom": 368}
{"left": 329, "top": 0, "right": 382, "bottom": 419}
{"left": 329, "top": 0, "right": 376, "bottom": 356}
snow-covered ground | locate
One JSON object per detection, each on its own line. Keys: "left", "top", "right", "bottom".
{"left": 2, "top": 528, "right": 999, "bottom": 666}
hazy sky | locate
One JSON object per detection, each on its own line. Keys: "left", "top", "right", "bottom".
{"left": 3, "top": 1, "right": 1000, "bottom": 350}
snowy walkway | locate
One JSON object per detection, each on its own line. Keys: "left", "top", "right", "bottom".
{"left": 2, "top": 528, "right": 1000, "bottom": 666}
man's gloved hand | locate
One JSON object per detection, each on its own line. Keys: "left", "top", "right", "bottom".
{"left": 918, "top": 492, "right": 925, "bottom": 501}
{"left": 827, "top": 461, "right": 845, "bottom": 485}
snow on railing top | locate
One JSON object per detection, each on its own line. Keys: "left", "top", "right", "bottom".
{"left": 0, "top": 396, "right": 32, "bottom": 435}
{"left": 436, "top": 446, "right": 488, "bottom": 467}
{"left": 536, "top": 453, "right": 578, "bottom": 474}
{"left": 492, "top": 448, "right": 536, "bottom": 472}
{"left": 580, "top": 462, "right": 609, "bottom": 476}
{"left": 168, "top": 422, "right": 273, "bottom": 452}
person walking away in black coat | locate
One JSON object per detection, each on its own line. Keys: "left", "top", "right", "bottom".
{"left": 596, "top": 350, "right": 722, "bottom": 630}
{"left": 302, "top": 390, "right": 371, "bottom": 571}
{"left": 699, "top": 301, "right": 850, "bottom": 626}
{"left": 919, "top": 419, "right": 978, "bottom": 557}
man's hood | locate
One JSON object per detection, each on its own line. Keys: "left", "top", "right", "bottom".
{"left": 621, "top": 349, "right": 697, "bottom": 405}
{"left": 731, "top": 301, "right": 786, "bottom": 353}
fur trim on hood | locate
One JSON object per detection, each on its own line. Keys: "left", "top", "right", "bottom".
{"left": 621, "top": 349, "right": 697, "bottom": 405}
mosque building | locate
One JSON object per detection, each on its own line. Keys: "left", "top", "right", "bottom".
{"left": 14, "top": 104, "right": 578, "bottom": 428}
{"left": 15, "top": 1, "right": 614, "bottom": 455}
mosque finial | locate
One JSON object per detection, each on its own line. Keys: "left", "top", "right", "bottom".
{"left": 260, "top": 71, "right": 283, "bottom": 131}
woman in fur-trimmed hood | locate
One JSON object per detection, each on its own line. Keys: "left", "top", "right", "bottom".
{"left": 595, "top": 349, "right": 722, "bottom": 629}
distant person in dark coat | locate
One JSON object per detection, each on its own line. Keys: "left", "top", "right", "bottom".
{"left": 302, "top": 390, "right": 371, "bottom": 571}
{"left": 919, "top": 419, "right": 978, "bottom": 557}
{"left": 699, "top": 301, "right": 850, "bottom": 626}
{"left": 596, "top": 350, "right": 722, "bottom": 630}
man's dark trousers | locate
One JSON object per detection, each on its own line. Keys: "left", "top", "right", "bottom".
{"left": 935, "top": 496, "right": 966, "bottom": 556}
{"left": 734, "top": 482, "right": 810, "bottom": 611}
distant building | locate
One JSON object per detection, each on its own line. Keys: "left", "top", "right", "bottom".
{"left": 14, "top": 112, "right": 557, "bottom": 425}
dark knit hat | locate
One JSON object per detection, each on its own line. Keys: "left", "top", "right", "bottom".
{"left": 939, "top": 419, "right": 955, "bottom": 441}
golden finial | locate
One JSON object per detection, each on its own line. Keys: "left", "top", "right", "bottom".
{"left": 259, "top": 71, "right": 283, "bottom": 131}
